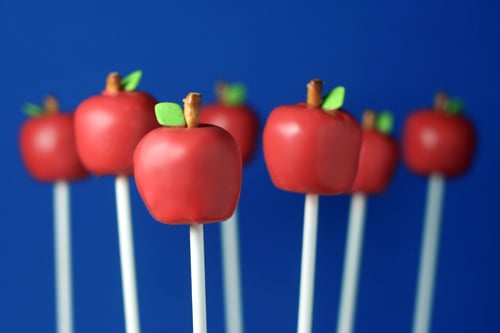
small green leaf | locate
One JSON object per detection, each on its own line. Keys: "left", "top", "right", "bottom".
{"left": 23, "top": 103, "right": 44, "bottom": 117}
{"left": 322, "top": 86, "right": 346, "bottom": 111}
{"left": 222, "top": 83, "right": 246, "bottom": 106}
{"left": 155, "top": 102, "right": 186, "bottom": 127}
{"left": 376, "top": 110, "right": 394, "bottom": 135}
{"left": 445, "top": 98, "right": 464, "bottom": 115}
{"left": 121, "top": 70, "right": 143, "bottom": 91}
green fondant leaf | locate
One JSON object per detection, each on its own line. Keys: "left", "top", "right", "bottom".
{"left": 376, "top": 110, "right": 394, "bottom": 135}
{"left": 23, "top": 103, "right": 44, "bottom": 117}
{"left": 322, "top": 86, "right": 346, "bottom": 111}
{"left": 445, "top": 98, "right": 464, "bottom": 115}
{"left": 222, "top": 83, "right": 246, "bottom": 106}
{"left": 121, "top": 70, "right": 143, "bottom": 91}
{"left": 155, "top": 102, "right": 186, "bottom": 127}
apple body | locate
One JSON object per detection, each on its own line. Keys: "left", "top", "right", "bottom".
{"left": 20, "top": 113, "right": 88, "bottom": 182}
{"left": 350, "top": 130, "right": 399, "bottom": 194}
{"left": 75, "top": 90, "right": 158, "bottom": 176}
{"left": 200, "top": 103, "right": 259, "bottom": 163}
{"left": 263, "top": 103, "right": 362, "bottom": 194}
{"left": 134, "top": 125, "right": 242, "bottom": 224}
{"left": 403, "top": 110, "right": 476, "bottom": 177}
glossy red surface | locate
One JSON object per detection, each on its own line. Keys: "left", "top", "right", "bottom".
{"left": 200, "top": 103, "right": 259, "bottom": 163}
{"left": 20, "top": 113, "right": 88, "bottom": 182}
{"left": 350, "top": 129, "right": 399, "bottom": 194}
{"left": 74, "top": 91, "right": 158, "bottom": 176}
{"left": 133, "top": 125, "right": 242, "bottom": 224}
{"left": 403, "top": 109, "right": 476, "bottom": 177}
{"left": 263, "top": 103, "right": 362, "bottom": 194}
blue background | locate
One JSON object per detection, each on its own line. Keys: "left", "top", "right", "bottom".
{"left": 2, "top": 0, "right": 499, "bottom": 331}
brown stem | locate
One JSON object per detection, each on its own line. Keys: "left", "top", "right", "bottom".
{"left": 307, "top": 79, "right": 323, "bottom": 108}
{"left": 106, "top": 72, "right": 122, "bottom": 94}
{"left": 362, "top": 109, "right": 376, "bottom": 130}
{"left": 215, "top": 81, "right": 227, "bottom": 103}
{"left": 44, "top": 95, "right": 59, "bottom": 115}
{"left": 184, "top": 92, "right": 202, "bottom": 128}
{"left": 434, "top": 91, "right": 448, "bottom": 111}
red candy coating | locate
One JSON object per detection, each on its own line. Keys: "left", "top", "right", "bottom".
{"left": 20, "top": 113, "right": 88, "bottom": 182}
{"left": 75, "top": 90, "right": 158, "bottom": 176}
{"left": 263, "top": 103, "right": 362, "bottom": 194}
{"left": 133, "top": 125, "right": 242, "bottom": 224}
{"left": 200, "top": 103, "right": 259, "bottom": 163}
{"left": 351, "top": 130, "right": 399, "bottom": 194}
{"left": 403, "top": 109, "right": 476, "bottom": 177}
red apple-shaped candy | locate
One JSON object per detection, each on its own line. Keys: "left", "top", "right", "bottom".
{"left": 134, "top": 93, "right": 242, "bottom": 224}
{"left": 74, "top": 71, "right": 158, "bottom": 176}
{"left": 20, "top": 96, "right": 88, "bottom": 182}
{"left": 200, "top": 82, "right": 259, "bottom": 163}
{"left": 351, "top": 110, "right": 399, "bottom": 194}
{"left": 403, "top": 92, "right": 476, "bottom": 177}
{"left": 263, "top": 79, "right": 362, "bottom": 194}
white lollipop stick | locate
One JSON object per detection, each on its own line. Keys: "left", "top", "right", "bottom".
{"left": 54, "top": 181, "right": 74, "bottom": 333}
{"left": 221, "top": 208, "right": 244, "bottom": 333}
{"left": 115, "top": 175, "right": 141, "bottom": 333}
{"left": 412, "top": 173, "right": 445, "bottom": 333}
{"left": 336, "top": 193, "right": 367, "bottom": 333}
{"left": 190, "top": 223, "right": 207, "bottom": 333}
{"left": 297, "top": 193, "right": 319, "bottom": 333}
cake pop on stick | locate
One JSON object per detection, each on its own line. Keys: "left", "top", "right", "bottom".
{"left": 336, "top": 110, "right": 398, "bottom": 333}
{"left": 20, "top": 96, "right": 88, "bottom": 333}
{"left": 133, "top": 93, "right": 242, "bottom": 333}
{"left": 200, "top": 81, "right": 259, "bottom": 333}
{"left": 201, "top": 82, "right": 259, "bottom": 163}
{"left": 74, "top": 71, "right": 158, "bottom": 333}
{"left": 403, "top": 92, "right": 476, "bottom": 333}
{"left": 263, "top": 80, "right": 362, "bottom": 333}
